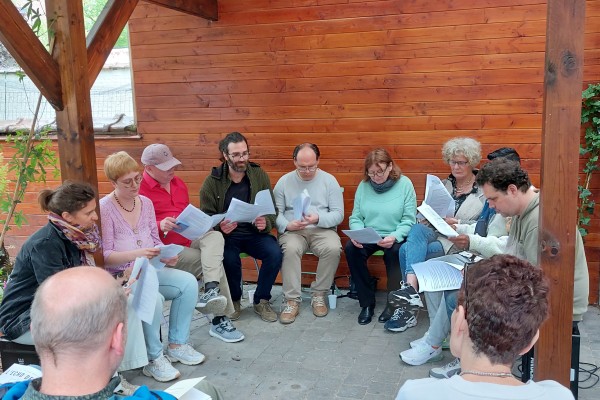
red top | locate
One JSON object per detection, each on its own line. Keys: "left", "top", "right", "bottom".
{"left": 139, "top": 171, "right": 192, "bottom": 247}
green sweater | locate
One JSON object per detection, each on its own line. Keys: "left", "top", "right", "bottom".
{"left": 349, "top": 175, "right": 417, "bottom": 242}
{"left": 508, "top": 192, "right": 589, "bottom": 321}
{"left": 199, "top": 162, "right": 277, "bottom": 233}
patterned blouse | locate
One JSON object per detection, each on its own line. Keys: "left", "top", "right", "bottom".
{"left": 99, "top": 195, "right": 162, "bottom": 276}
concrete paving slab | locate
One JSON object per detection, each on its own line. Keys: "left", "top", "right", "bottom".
{"left": 123, "top": 285, "right": 600, "bottom": 400}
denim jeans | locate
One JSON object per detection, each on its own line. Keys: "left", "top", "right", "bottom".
{"left": 143, "top": 267, "right": 198, "bottom": 360}
{"left": 344, "top": 241, "right": 402, "bottom": 308}
{"left": 222, "top": 233, "right": 283, "bottom": 303}
{"left": 399, "top": 224, "right": 445, "bottom": 279}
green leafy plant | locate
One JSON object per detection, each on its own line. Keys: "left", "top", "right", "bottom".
{"left": 578, "top": 83, "right": 600, "bottom": 237}
{"left": 0, "top": 93, "right": 59, "bottom": 272}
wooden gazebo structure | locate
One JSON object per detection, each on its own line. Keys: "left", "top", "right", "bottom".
{"left": 0, "top": 0, "right": 593, "bottom": 386}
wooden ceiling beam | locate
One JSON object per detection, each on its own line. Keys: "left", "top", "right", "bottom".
{"left": 145, "top": 0, "right": 218, "bottom": 21}
{"left": 87, "top": 0, "right": 140, "bottom": 87}
{"left": 0, "top": 1, "right": 63, "bottom": 110}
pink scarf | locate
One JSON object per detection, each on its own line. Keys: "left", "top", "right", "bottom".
{"left": 48, "top": 213, "right": 101, "bottom": 266}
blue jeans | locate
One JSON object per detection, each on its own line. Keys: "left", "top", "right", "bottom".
{"left": 143, "top": 267, "right": 199, "bottom": 360}
{"left": 222, "top": 233, "right": 283, "bottom": 303}
{"left": 399, "top": 224, "right": 444, "bottom": 279}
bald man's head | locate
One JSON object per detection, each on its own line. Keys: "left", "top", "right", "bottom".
{"left": 31, "top": 267, "right": 127, "bottom": 361}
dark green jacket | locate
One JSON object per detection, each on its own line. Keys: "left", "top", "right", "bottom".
{"left": 200, "top": 162, "right": 277, "bottom": 233}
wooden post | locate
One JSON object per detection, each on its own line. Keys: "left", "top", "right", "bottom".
{"left": 45, "top": 0, "right": 98, "bottom": 187}
{"left": 536, "top": 0, "right": 586, "bottom": 384}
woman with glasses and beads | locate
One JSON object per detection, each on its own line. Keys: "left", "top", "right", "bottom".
{"left": 382, "top": 137, "right": 485, "bottom": 334}
{"left": 397, "top": 254, "right": 574, "bottom": 400}
{"left": 344, "top": 148, "right": 417, "bottom": 325}
{"left": 100, "top": 151, "right": 204, "bottom": 384}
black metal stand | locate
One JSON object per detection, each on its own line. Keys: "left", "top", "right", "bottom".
{"left": 520, "top": 322, "right": 581, "bottom": 400}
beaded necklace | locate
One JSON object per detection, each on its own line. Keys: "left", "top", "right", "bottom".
{"left": 114, "top": 193, "right": 136, "bottom": 212}
{"left": 460, "top": 370, "right": 514, "bottom": 378}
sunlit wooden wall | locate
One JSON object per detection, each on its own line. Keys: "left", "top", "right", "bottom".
{"left": 5, "top": 0, "right": 600, "bottom": 302}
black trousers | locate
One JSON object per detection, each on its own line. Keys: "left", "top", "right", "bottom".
{"left": 344, "top": 241, "right": 402, "bottom": 308}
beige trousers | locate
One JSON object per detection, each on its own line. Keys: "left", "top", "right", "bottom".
{"left": 174, "top": 230, "right": 234, "bottom": 316}
{"left": 279, "top": 228, "right": 342, "bottom": 301}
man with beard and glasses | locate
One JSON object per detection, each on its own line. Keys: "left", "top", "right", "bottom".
{"left": 200, "top": 132, "right": 283, "bottom": 322}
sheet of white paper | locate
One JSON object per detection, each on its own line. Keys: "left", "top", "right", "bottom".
{"left": 165, "top": 377, "right": 210, "bottom": 400}
{"left": 149, "top": 244, "right": 184, "bottom": 269}
{"left": 175, "top": 204, "right": 225, "bottom": 241}
{"left": 293, "top": 189, "right": 311, "bottom": 221}
{"left": 412, "top": 260, "right": 464, "bottom": 292}
{"left": 422, "top": 174, "right": 455, "bottom": 218}
{"left": 225, "top": 189, "right": 275, "bottom": 223}
{"left": 341, "top": 227, "right": 382, "bottom": 244}
{"left": 130, "top": 257, "right": 159, "bottom": 324}
{"left": 0, "top": 364, "right": 42, "bottom": 384}
{"left": 417, "top": 203, "right": 459, "bottom": 237}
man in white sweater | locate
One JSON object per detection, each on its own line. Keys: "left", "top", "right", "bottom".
{"left": 274, "top": 143, "right": 344, "bottom": 324}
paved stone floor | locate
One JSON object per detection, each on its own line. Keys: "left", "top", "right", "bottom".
{"left": 124, "top": 285, "right": 600, "bottom": 399}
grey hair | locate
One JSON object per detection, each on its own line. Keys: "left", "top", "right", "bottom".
{"left": 441, "top": 137, "right": 482, "bottom": 167}
{"left": 31, "top": 271, "right": 127, "bottom": 357}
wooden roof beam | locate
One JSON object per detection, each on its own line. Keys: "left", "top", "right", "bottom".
{"left": 87, "top": 0, "right": 140, "bottom": 87}
{"left": 145, "top": 0, "right": 218, "bottom": 21}
{"left": 0, "top": 1, "right": 63, "bottom": 110}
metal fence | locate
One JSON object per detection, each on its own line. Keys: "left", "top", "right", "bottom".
{"left": 0, "top": 70, "right": 134, "bottom": 127}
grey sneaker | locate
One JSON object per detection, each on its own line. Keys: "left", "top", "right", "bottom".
{"left": 228, "top": 300, "right": 242, "bottom": 321}
{"left": 254, "top": 299, "right": 277, "bottom": 322}
{"left": 429, "top": 357, "right": 461, "bottom": 379}
{"left": 209, "top": 317, "right": 245, "bottom": 343}
{"left": 196, "top": 287, "right": 228, "bottom": 315}
{"left": 166, "top": 343, "right": 206, "bottom": 365}
{"left": 114, "top": 375, "right": 139, "bottom": 396}
{"left": 142, "top": 354, "right": 181, "bottom": 382}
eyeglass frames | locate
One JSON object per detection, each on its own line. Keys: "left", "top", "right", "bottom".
{"left": 118, "top": 174, "right": 142, "bottom": 188}
{"left": 227, "top": 151, "right": 250, "bottom": 161}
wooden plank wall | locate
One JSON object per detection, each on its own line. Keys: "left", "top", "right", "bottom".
{"left": 4, "top": 0, "right": 600, "bottom": 302}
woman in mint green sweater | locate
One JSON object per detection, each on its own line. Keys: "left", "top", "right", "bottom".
{"left": 345, "top": 148, "right": 417, "bottom": 325}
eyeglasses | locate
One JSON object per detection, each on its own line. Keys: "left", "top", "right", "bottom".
{"left": 367, "top": 164, "right": 390, "bottom": 178}
{"left": 449, "top": 160, "right": 469, "bottom": 167}
{"left": 118, "top": 174, "right": 142, "bottom": 188}
{"left": 297, "top": 166, "right": 318, "bottom": 173}
{"left": 227, "top": 151, "right": 250, "bottom": 161}
{"left": 462, "top": 254, "right": 478, "bottom": 318}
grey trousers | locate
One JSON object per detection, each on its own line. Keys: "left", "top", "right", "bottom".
{"left": 175, "top": 230, "right": 234, "bottom": 316}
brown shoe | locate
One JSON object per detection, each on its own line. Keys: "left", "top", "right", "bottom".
{"left": 253, "top": 299, "right": 277, "bottom": 322}
{"left": 279, "top": 300, "right": 300, "bottom": 324}
{"left": 311, "top": 294, "right": 328, "bottom": 317}
{"left": 228, "top": 300, "right": 242, "bottom": 321}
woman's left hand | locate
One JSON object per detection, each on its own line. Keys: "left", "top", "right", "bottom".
{"left": 377, "top": 236, "right": 396, "bottom": 249}
{"left": 160, "top": 255, "right": 179, "bottom": 267}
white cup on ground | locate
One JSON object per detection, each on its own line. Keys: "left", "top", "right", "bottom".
{"left": 328, "top": 294, "right": 337, "bottom": 309}
{"left": 248, "top": 289, "right": 256, "bottom": 304}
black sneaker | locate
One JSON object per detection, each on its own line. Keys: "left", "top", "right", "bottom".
{"left": 388, "top": 282, "right": 423, "bottom": 308}
{"left": 384, "top": 307, "right": 418, "bottom": 332}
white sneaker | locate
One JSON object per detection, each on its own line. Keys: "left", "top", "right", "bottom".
{"left": 410, "top": 331, "right": 429, "bottom": 348}
{"left": 400, "top": 341, "right": 443, "bottom": 366}
{"left": 166, "top": 343, "right": 205, "bottom": 365}
{"left": 113, "top": 375, "right": 139, "bottom": 396}
{"left": 429, "top": 357, "right": 461, "bottom": 379}
{"left": 142, "top": 354, "right": 181, "bottom": 382}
